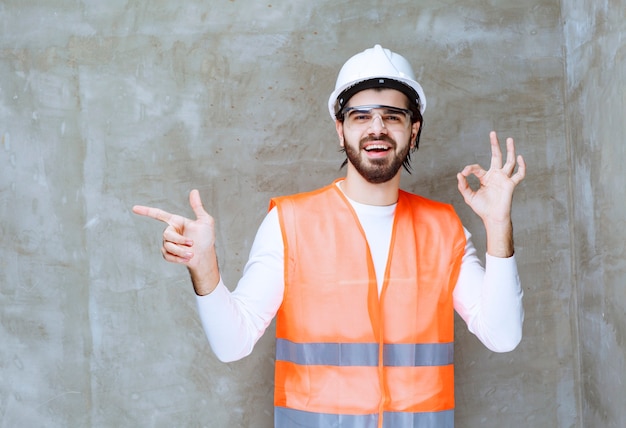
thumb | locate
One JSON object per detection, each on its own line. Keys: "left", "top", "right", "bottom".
{"left": 456, "top": 173, "right": 473, "bottom": 205}
{"left": 189, "top": 189, "right": 210, "bottom": 220}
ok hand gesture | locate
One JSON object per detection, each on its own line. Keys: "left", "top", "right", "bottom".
{"left": 457, "top": 131, "right": 526, "bottom": 257}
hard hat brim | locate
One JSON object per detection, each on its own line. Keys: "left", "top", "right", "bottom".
{"left": 329, "top": 76, "right": 426, "bottom": 120}
{"left": 331, "top": 77, "right": 425, "bottom": 121}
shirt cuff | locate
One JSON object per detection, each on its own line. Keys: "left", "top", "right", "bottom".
{"left": 485, "top": 253, "right": 519, "bottom": 276}
{"left": 195, "top": 277, "right": 229, "bottom": 309}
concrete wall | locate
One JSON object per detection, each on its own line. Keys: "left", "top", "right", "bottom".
{"left": 562, "top": 1, "right": 626, "bottom": 427}
{"left": 1, "top": 0, "right": 617, "bottom": 426}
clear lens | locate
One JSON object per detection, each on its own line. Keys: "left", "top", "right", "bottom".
{"left": 342, "top": 104, "right": 412, "bottom": 130}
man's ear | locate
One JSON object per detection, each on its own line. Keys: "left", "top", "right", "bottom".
{"left": 335, "top": 120, "right": 345, "bottom": 147}
{"left": 410, "top": 121, "right": 421, "bottom": 148}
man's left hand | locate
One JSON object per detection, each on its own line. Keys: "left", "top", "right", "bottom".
{"left": 457, "top": 131, "right": 526, "bottom": 257}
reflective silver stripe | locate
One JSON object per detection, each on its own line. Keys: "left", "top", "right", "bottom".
{"left": 275, "top": 407, "right": 378, "bottom": 428}
{"left": 383, "top": 410, "right": 454, "bottom": 427}
{"left": 276, "top": 339, "right": 378, "bottom": 366}
{"left": 274, "top": 407, "right": 454, "bottom": 428}
{"left": 276, "top": 339, "right": 453, "bottom": 367}
{"left": 384, "top": 342, "right": 454, "bottom": 367}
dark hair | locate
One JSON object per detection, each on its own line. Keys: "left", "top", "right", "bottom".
{"left": 404, "top": 113, "right": 424, "bottom": 173}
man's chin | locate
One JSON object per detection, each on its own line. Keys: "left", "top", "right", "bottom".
{"left": 361, "top": 166, "right": 401, "bottom": 184}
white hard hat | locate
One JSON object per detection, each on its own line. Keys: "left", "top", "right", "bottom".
{"left": 328, "top": 44, "right": 427, "bottom": 120}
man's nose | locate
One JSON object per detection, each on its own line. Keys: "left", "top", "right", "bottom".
{"left": 368, "top": 114, "right": 387, "bottom": 133}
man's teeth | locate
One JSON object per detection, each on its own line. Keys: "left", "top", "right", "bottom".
{"left": 365, "top": 145, "right": 389, "bottom": 151}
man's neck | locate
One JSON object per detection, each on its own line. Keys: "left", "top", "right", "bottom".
{"left": 340, "top": 167, "right": 400, "bottom": 206}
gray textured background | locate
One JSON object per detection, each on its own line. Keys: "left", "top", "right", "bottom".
{"left": 1, "top": 0, "right": 624, "bottom": 427}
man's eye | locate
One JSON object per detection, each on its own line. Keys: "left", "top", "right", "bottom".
{"left": 384, "top": 114, "right": 402, "bottom": 122}
{"left": 352, "top": 113, "right": 372, "bottom": 121}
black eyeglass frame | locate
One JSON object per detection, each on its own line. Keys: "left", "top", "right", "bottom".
{"left": 338, "top": 104, "right": 414, "bottom": 124}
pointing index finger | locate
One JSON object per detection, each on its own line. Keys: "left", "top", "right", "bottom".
{"left": 132, "top": 205, "right": 177, "bottom": 225}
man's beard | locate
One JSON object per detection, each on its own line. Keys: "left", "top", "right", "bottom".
{"left": 343, "top": 133, "right": 411, "bottom": 184}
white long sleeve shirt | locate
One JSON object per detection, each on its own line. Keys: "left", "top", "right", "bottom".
{"left": 196, "top": 193, "right": 524, "bottom": 362}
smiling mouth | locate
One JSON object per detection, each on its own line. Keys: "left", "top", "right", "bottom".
{"left": 364, "top": 144, "right": 391, "bottom": 153}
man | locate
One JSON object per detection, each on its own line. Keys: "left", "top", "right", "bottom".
{"left": 133, "top": 44, "right": 526, "bottom": 427}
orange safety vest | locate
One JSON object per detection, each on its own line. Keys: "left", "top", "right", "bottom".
{"left": 269, "top": 180, "right": 466, "bottom": 428}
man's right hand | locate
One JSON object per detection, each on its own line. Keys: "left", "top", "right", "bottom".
{"left": 133, "top": 189, "right": 220, "bottom": 296}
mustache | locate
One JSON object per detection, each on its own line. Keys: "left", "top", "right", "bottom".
{"left": 359, "top": 134, "right": 396, "bottom": 148}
